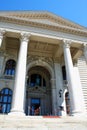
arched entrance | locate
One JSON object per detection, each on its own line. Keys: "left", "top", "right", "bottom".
{"left": 26, "top": 66, "right": 52, "bottom": 115}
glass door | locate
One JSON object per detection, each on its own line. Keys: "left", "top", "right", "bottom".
{"left": 30, "top": 98, "right": 40, "bottom": 115}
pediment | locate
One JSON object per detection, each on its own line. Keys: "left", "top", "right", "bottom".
{"left": 0, "top": 11, "right": 87, "bottom": 36}
{"left": 0, "top": 11, "right": 86, "bottom": 30}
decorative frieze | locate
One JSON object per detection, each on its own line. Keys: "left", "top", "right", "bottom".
{"left": 27, "top": 55, "right": 54, "bottom": 68}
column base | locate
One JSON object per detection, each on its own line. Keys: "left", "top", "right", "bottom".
{"left": 8, "top": 110, "right": 25, "bottom": 117}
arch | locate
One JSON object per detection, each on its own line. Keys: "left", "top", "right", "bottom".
{"left": 26, "top": 61, "right": 54, "bottom": 115}
{"left": 26, "top": 60, "right": 54, "bottom": 79}
{"left": 0, "top": 88, "right": 13, "bottom": 114}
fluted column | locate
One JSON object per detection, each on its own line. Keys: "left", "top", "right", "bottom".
{"left": 0, "top": 30, "right": 5, "bottom": 47}
{"left": 10, "top": 33, "right": 30, "bottom": 116}
{"left": 63, "top": 40, "right": 83, "bottom": 115}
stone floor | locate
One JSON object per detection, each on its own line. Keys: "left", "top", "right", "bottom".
{"left": 0, "top": 114, "right": 87, "bottom": 130}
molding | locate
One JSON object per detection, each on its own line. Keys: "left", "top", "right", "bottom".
{"left": 0, "top": 13, "right": 87, "bottom": 37}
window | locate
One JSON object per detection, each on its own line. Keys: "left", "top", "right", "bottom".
{"left": 0, "top": 88, "right": 13, "bottom": 113}
{"left": 4, "top": 59, "right": 16, "bottom": 76}
{"left": 28, "top": 74, "right": 46, "bottom": 87}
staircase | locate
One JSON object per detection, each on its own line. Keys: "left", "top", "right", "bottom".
{"left": 78, "top": 56, "right": 87, "bottom": 112}
{"left": 0, "top": 115, "right": 87, "bottom": 130}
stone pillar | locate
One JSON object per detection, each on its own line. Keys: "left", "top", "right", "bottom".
{"left": 0, "top": 30, "right": 5, "bottom": 47}
{"left": 10, "top": 33, "right": 30, "bottom": 116}
{"left": 54, "top": 63, "right": 66, "bottom": 116}
{"left": 83, "top": 44, "right": 87, "bottom": 63}
{"left": 50, "top": 79, "right": 57, "bottom": 115}
{"left": 63, "top": 40, "right": 83, "bottom": 115}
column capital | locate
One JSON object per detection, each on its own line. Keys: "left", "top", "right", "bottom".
{"left": 63, "top": 39, "right": 71, "bottom": 48}
{"left": 0, "top": 29, "right": 5, "bottom": 39}
{"left": 20, "top": 32, "right": 31, "bottom": 43}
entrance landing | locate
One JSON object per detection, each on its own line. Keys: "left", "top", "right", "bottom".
{"left": 0, "top": 115, "right": 87, "bottom": 130}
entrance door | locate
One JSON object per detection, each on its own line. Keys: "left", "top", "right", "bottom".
{"left": 30, "top": 98, "right": 40, "bottom": 115}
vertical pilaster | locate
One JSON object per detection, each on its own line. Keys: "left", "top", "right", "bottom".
{"left": 10, "top": 33, "right": 30, "bottom": 116}
{"left": 54, "top": 63, "right": 66, "bottom": 116}
{"left": 50, "top": 78, "right": 57, "bottom": 115}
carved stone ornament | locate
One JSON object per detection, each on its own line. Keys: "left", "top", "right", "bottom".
{"left": 63, "top": 39, "right": 71, "bottom": 48}
{"left": 27, "top": 55, "right": 54, "bottom": 68}
{"left": 20, "top": 32, "right": 31, "bottom": 42}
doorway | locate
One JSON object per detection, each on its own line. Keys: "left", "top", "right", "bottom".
{"left": 30, "top": 98, "right": 40, "bottom": 115}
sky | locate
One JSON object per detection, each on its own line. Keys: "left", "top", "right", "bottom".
{"left": 0, "top": 0, "right": 87, "bottom": 27}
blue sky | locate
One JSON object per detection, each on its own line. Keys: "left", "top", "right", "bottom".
{"left": 0, "top": 0, "right": 87, "bottom": 27}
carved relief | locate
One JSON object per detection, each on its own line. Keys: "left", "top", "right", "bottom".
{"left": 27, "top": 55, "right": 54, "bottom": 68}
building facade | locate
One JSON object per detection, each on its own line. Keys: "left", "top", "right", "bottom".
{"left": 0, "top": 11, "right": 87, "bottom": 116}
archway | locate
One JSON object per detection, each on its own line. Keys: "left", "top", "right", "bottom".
{"left": 26, "top": 65, "right": 52, "bottom": 115}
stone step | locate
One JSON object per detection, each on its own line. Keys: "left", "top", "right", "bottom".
{"left": 0, "top": 115, "right": 87, "bottom": 130}
{"left": 78, "top": 56, "right": 87, "bottom": 111}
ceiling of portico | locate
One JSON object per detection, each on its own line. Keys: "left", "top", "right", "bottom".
{"left": 2, "top": 34, "right": 83, "bottom": 62}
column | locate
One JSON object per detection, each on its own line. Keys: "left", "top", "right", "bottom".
{"left": 83, "top": 44, "right": 87, "bottom": 63}
{"left": 10, "top": 33, "right": 30, "bottom": 116}
{"left": 50, "top": 78, "right": 57, "bottom": 115}
{"left": 63, "top": 40, "right": 83, "bottom": 115}
{"left": 0, "top": 30, "right": 5, "bottom": 47}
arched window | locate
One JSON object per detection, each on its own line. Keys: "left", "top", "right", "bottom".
{"left": 0, "top": 88, "right": 12, "bottom": 114}
{"left": 27, "top": 74, "right": 46, "bottom": 87}
{"left": 4, "top": 59, "right": 16, "bottom": 75}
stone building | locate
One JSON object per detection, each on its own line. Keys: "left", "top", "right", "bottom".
{"left": 0, "top": 11, "right": 87, "bottom": 116}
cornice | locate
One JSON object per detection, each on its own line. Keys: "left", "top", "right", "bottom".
{"left": 0, "top": 12, "right": 87, "bottom": 37}
{"left": 0, "top": 11, "right": 85, "bottom": 29}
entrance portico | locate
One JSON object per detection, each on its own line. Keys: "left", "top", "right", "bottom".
{"left": 0, "top": 11, "right": 86, "bottom": 116}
